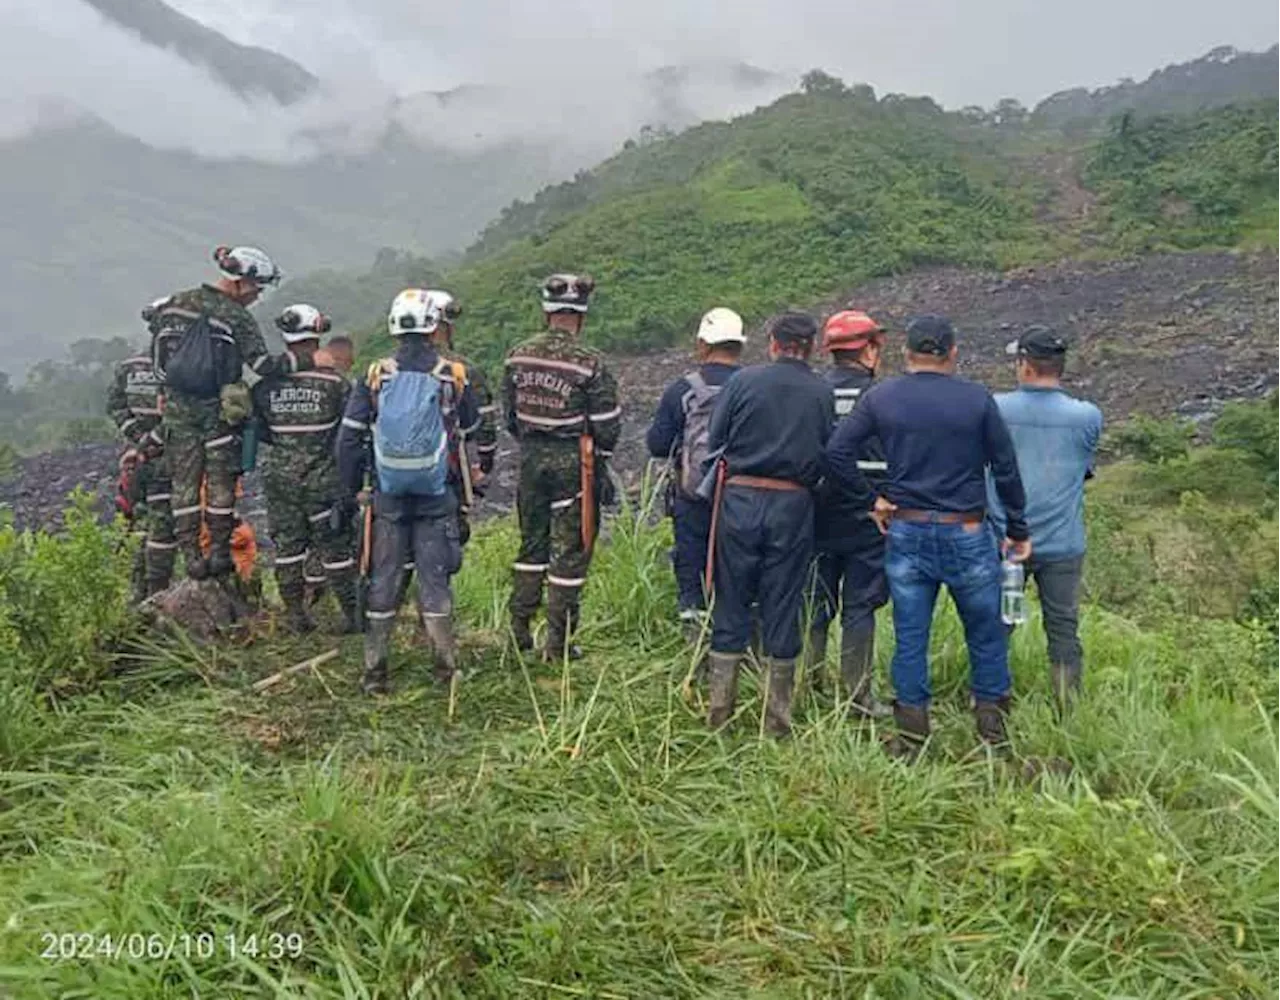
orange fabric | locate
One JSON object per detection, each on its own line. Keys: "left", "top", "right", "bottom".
{"left": 197, "top": 475, "right": 257, "bottom": 582}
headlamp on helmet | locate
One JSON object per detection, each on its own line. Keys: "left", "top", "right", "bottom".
{"left": 275, "top": 303, "right": 331, "bottom": 342}
{"left": 541, "top": 272, "right": 594, "bottom": 314}
{"left": 213, "top": 245, "right": 281, "bottom": 286}
{"left": 387, "top": 288, "right": 441, "bottom": 337}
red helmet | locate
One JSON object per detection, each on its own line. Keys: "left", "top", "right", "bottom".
{"left": 823, "top": 310, "right": 884, "bottom": 352}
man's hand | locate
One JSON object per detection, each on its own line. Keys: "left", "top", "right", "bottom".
{"left": 1003, "top": 537, "right": 1033, "bottom": 563}
{"left": 870, "top": 495, "right": 897, "bottom": 535}
{"left": 356, "top": 489, "right": 371, "bottom": 508}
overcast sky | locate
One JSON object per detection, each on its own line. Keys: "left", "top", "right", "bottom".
{"left": 167, "top": 0, "right": 1277, "bottom": 106}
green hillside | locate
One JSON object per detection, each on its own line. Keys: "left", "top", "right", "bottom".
{"left": 360, "top": 85, "right": 1055, "bottom": 365}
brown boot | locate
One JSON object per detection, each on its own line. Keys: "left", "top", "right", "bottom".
{"left": 764, "top": 658, "right": 797, "bottom": 738}
{"left": 884, "top": 702, "right": 931, "bottom": 762}
{"left": 974, "top": 697, "right": 1012, "bottom": 752}
{"left": 706, "top": 652, "right": 741, "bottom": 729}
{"left": 1050, "top": 663, "right": 1080, "bottom": 712}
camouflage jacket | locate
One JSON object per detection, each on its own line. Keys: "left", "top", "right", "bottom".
{"left": 443, "top": 349, "right": 498, "bottom": 472}
{"left": 106, "top": 354, "right": 163, "bottom": 448}
{"left": 501, "top": 331, "right": 621, "bottom": 456}
{"left": 258, "top": 364, "right": 350, "bottom": 477}
{"left": 149, "top": 285, "right": 305, "bottom": 406}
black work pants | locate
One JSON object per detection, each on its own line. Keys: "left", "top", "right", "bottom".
{"left": 671, "top": 493, "right": 712, "bottom": 613}
{"left": 812, "top": 520, "right": 888, "bottom": 633}
{"left": 711, "top": 485, "right": 813, "bottom": 659}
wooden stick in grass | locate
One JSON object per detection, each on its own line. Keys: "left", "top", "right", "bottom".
{"left": 252, "top": 649, "right": 339, "bottom": 693}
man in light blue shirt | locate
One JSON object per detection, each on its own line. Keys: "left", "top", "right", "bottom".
{"left": 988, "top": 327, "right": 1102, "bottom": 704}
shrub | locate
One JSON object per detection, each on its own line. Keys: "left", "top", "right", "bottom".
{"left": 1108, "top": 413, "right": 1195, "bottom": 463}
{"left": 1213, "top": 394, "right": 1279, "bottom": 489}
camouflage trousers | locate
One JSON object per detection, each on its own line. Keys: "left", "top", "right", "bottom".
{"left": 164, "top": 397, "right": 240, "bottom": 572}
{"left": 510, "top": 440, "right": 599, "bottom": 645}
{"left": 263, "top": 463, "right": 357, "bottom": 612}
{"left": 127, "top": 456, "right": 176, "bottom": 599}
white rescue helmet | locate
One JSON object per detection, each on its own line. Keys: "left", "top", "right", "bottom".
{"left": 425, "top": 289, "right": 462, "bottom": 324}
{"left": 213, "top": 245, "right": 281, "bottom": 286}
{"left": 697, "top": 307, "right": 746, "bottom": 345}
{"left": 387, "top": 288, "right": 441, "bottom": 337}
{"left": 275, "top": 303, "right": 331, "bottom": 343}
{"left": 540, "top": 273, "right": 594, "bottom": 314}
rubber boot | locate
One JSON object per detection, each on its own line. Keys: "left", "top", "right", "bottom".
{"left": 764, "top": 658, "right": 797, "bottom": 738}
{"left": 840, "top": 625, "right": 893, "bottom": 719}
{"left": 423, "top": 615, "right": 458, "bottom": 683}
{"left": 804, "top": 626, "right": 828, "bottom": 694}
{"left": 129, "top": 542, "right": 149, "bottom": 605}
{"left": 509, "top": 571, "right": 543, "bottom": 652}
{"left": 974, "top": 696, "right": 1012, "bottom": 752}
{"left": 1050, "top": 663, "right": 1080, "bottom": 712}
{"left": 543, "top": 587, "right": 583, "bottom": 662}
{"left": 146, "top": 543, "right": 176, "bottom": 596}
{"left": 330, "top": 571, "right": 362, "bottom": 635}
{"left": 361, "top": 617, "right": 394, "bottom": 695}
{"left": 884, "top": 702, "right": 931, "bottom": 762}
{"left": 707, "top": 652, "right": 741, "bottom": 730}
{"left": 280, "top": 587, "right": 316, "bottom": 635}
{"left": 176, "top": 511, "right": 207, "bottom": 580}
{"left": 206, "top": 513, "right": 235, "bottom": 579}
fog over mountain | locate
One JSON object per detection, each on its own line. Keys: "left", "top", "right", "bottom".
{"left": 0, "top": 0, "right": 1274, "bottom": 371}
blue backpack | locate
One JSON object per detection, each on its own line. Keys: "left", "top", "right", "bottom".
{"left": 372, "top": 361, "right": 456, "bottom": 496}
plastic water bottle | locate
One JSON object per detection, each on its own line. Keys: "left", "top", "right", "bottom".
{"left": 1001, "top": 559, "right": 1027, "bottom": 626}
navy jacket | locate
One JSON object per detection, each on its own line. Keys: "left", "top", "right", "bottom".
{"left": 706, "top": 357, "right": 834, "bottom": 491}
{"left": 645, "top": 361, "right": 741, "bottom": 460}
{"left": 336, "top": 337, "right": 479, "bottom": 513}
{"left": 827, "top": 370, "right": 1028, "bottom": 540}
{"left": 815, "top": 363, "right": 886, "bottom": 549}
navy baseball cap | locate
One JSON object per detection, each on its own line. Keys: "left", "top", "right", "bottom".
{"left": 1006, "top": 325, "right": 1067, "bottom": 359}
{"left": 905, "top": 315, "right": 956, "bottom": 356}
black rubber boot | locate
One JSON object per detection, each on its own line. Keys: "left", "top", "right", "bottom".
{"left": 840, "top": 624, "right": 893, "bottom": 719}
{"left": 280, "top": 589, "right": 316, "bottom": 635}
{"left": 423, "top": 616, "right": 458, "bottom": 683}
{"left": 146, "top": 542, "right": 177, "bottom": 596}
{"left": 361, "top": 618, "right": 394, "bottom": 695}
{"left": 543, "top": 588, "right": 582, "bottom": 662}
{"left": 206, "top": 513, "right": 235, "bottom": 579}
{"left": 885, "top": 702, "right": 931, "bottom": 762}
{"left": 707, "top": 652, "right": 741, "bottom": 730}
{"left": 1050, "top": 663, "right": 1080, "bottom": 712}
{"left": 764, "top": 658, "right": 797, "bottom": 738}
{"left": 330, "top": 570, "right": 363, "bottom": 635}
{"left": 509, "top": 571, "right": 543, "bottom": 652}
{"left": 804, "top": 626, "right": 828, "bottom": 694}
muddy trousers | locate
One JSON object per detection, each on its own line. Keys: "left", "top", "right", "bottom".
{"left": 509, "top": 447, "right": 598, "bottom": 652}
{"left": 165, "top": 399, "right": 240, "bottom": 576}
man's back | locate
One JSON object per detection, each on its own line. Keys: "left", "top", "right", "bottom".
{"left": 710, "top": 358, "right": 833, "bottom": 489}
{"left": 990, "top": 387, "right": 1101, "bottom": 560}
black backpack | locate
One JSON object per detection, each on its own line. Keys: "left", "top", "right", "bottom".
{"left": 154, "top": 312, "right": 240, "bottom": 399}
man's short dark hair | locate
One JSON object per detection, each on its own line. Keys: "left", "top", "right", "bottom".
{"left": 831, "top": 345, "right": 876, "bottom": 366}
{"left": 769, "top": 312, "right": 819, "bottom": 348}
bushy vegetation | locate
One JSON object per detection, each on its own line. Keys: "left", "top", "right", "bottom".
{"left": 1084, "top": 102, "right": 1280, "bottom": 250}
{"left": 358, "top": 88, "right": 1053, "bottom": 368}
{"left": 0, "top": 439, "right": 1275, "bottom": 997}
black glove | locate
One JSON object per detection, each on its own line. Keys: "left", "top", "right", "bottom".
{"left": 330, "top": 496, "right": 358, "bottom": 534}
{"left": 598, "top": 460, "right": 620, "bottom": 509}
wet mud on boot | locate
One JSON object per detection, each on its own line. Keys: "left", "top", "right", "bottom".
{"left": 707, "top": 652, "right": 741, "bottom": 730}
{"left": 423, "top": 616, "right": 458, "bottom": 684}
{"left": 803, "top": 626, "right": 828, "bottom": 696}
{"left": 884, "top": 702, "right": 930, "bottom": 762}
{"left": 1050, "top": 663, "right": 1081, "bottom": 714}
{"left": 974, "top": 697, "right": 1012, "bottom": 754}
{"left": 542, "top": 590, "right": 582, "bottom": 662}
{"left": 764, "top": 658, "right": 797, "bottom": 739}
{"left": 361, "top": 618, "right": 394, "bottom": 695}
{"left": 840, "top": 625, "right": 892, "bottom": 720}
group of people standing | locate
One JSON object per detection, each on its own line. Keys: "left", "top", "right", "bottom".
{"left": 110, "top": 241, "right": 1102, "bottom": 756}
{"left": 648, "top": 307, "right": 1101, "bottom": 755}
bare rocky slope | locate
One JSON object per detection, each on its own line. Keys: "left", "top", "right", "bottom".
{"left": 3, "top": 249, "right": 1275, "bottom": 537}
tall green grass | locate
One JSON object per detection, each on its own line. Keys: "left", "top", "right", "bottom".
{"left": 0, "top": 484, "right": 1275, "bottom": 997}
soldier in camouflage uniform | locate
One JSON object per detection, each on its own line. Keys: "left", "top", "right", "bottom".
{"left": 149, "top": 246, "right": 304, "bottom": 580}
{"left": 502, "top": 273, "right": 621, "bottom": 659}
{"left": 257, "top": 304, "right": 359, "bottom": 634}
{"left": 107, "top": 300, "right": 175, "bottom": 601}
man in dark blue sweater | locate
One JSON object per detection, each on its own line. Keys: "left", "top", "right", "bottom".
{"left": 827, "top": 315, "right": 1031, "bottom": 756}
{"left": 646, "top": 308, "right": 745, "bottom": 642}
{"left": 704, "top": 313, "right": 835, "bottom": 737}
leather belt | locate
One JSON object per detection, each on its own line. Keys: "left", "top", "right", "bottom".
{"left": 727, "top": 475, "right": 805, "bottom": 492}
{"left": 892, "top": 509, "right": 984, "bottom": 525}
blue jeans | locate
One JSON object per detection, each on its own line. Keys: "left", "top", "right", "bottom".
{"left": 884, "top": 518, "right": 1010, "bottom": 707}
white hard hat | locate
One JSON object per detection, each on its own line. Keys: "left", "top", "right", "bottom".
{"left": 425, "top": 289, "right": 462, "bottom": 323}
{"left": 541, "top": 273, "right": 594, "bottom": 314}
{"left": 387, "top": 288, "right": 441, "bottom": 337}
{"left": 275, "top": 303, "right": 331, "bottom": 343}
{"left": 213, "top": 245, "right": 281, "bottom": 286}
{"left": 697, "top": 307, "right": 745, "bottom": 345}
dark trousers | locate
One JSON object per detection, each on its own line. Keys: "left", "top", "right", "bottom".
{"left": 671, "top": 493, "right": 712, "bottom": 612}
{"left": 1023, "top": 555, "right": 1085, "bottom": 670}
{"left": 812, "top": 523, "right": 888, "bottom": 632}
{"left": 365, "top": 495, "right": 462, "bottom": 627}
{"left": 711, "top": 486, "right": 813, "bottom": 659}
